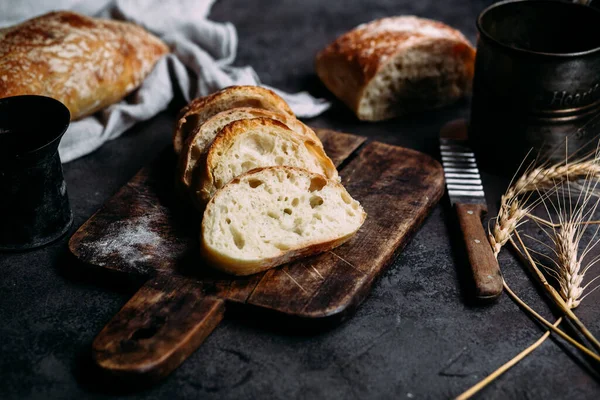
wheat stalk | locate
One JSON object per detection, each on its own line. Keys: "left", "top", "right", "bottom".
{"left": 504, "top": 161, "right": 600, "bottom": 200}
{"left": 540, "top": 183, "right": 592, "bottom": 309}
{"left": 489, "top": 159, "right": 600, "bottom": 257}
{"left": 520, "top": 176, "right": 600, "bottom": 352}
{"left": 457, "top": 226, "right": 600, "bottom": 400}
{"left": 498, "top": 159, "right": 600, "bottom": 347}
{"left": 552, "top": 177, "right": 600, "bottom": 309}
{"left": 459, "top": 157, "right": 600, "bottom": 399}
{"left": 455, "top": 317, "right": 561, "bottom": 400}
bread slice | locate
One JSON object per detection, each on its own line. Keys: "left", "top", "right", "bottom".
{"left": 194, "top": 118, "right": 338, "bottom": 205}
{"left": 178, "top": 107, "right": 321, "bottom": 192}
{"left": 316, "top": 16, "right": 475, "bottom": 121}
{"left": 173, "top": 85, "right": 295, "bottom": 154}
{"left": 201, "top": 167, "right": 366, "bottom": 275}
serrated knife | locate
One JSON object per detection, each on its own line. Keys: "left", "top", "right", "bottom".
{"left": 440, "top": 119, "right": 503, "bottom": 300}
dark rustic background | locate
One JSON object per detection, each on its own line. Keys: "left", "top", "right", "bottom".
{"left": 1, "top": 0, "right": 599, "bottom": 399}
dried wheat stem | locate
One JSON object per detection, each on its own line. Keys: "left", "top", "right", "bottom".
{"left": 553, "top": 288, "right": 600, "bottom": 354}
{"left": 502, "top": 280, "right": 600, "bottom": 361}
{"left": 513, "top": 230, "right": 600, "bottom": 354}
{"left": 512, "top": 232, "right": 552, "bottom": 286}
{"left": 459, "top": 231, "right": 600, "bottom": 400}
{"left": 470, "top": 158, "right": 600, "bottom": 399}
{"left": 455, "top": 317, "right": 562, "bottom": 400}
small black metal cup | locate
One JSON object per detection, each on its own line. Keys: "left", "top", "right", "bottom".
{"left": 469, "top": 0, "right": 600, "bottom": 172}
{"left": 0, "top": 96, "right": 72, "bottom": 250}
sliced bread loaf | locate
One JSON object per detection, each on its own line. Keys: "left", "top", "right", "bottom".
{"left": 316, "top": 16, "right": 475, "bottom": 121}
{"left": 178, "top": 107, "right": 320, "bottom": 191}
{"left": 201, "top": 167, "right": 366, "bottom": 275}
{"left": 173, "top": 85, "right": 295, "bottom": 154}
{"left": 194, "top": 118, "right": 338, "bottom": 205}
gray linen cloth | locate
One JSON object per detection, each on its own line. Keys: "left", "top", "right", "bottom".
{"left": 0, "top": 0, "right": 330, "bottom": 162}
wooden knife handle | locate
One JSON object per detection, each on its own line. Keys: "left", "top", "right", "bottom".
{"left": 92, "top": 275, "right": 225, "bottom": 382}
{"left": 455, "top": 203, "right": 503, "bottom": 300}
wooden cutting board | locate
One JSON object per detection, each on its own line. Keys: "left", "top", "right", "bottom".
{"left": 69, "top": 129, "right": 444, "bottom": 383}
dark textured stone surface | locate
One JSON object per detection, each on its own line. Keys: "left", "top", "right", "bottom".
{"left": 1, "top": 1, "right": 599, "bottom": 399}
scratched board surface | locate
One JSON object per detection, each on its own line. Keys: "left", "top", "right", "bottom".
{"left": 70, "top": 129, "right": 445, "bottom": 320}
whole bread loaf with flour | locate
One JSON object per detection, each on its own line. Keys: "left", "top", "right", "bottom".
{"left": 316, "top": 16, "right": 475, "bottom": 121}
{"left": 0, "top": 11, "right": 168, "bottom": 120}
{"left": 201, "top": 167, "right": 366, "bottom": 276}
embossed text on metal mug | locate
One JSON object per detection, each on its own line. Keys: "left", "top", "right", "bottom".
{"left": 469, "top": 0, "right": 600, "bottom": 171}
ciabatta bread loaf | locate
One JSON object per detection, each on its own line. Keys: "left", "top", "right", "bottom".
{"left": 173, "top": 85, "right": 296, "bottom": 154}
{"left": 201, "top": 167, "right": 366, "bottom": 275}
{"left": 178, "top": 107, "right": 321, "bottom": 192}
{"left": 194, "top": 118, "right": 338, "bottom": 205}
{"left": 0, "top": 11, "right": 168, "bottom": 120}
{"left": 316, "top": 16, "right": 475, "bottom": 121}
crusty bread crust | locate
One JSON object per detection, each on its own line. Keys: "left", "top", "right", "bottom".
{"left": 201, "top": 230, "right": 356, "bottom": 276}
{"left": 178, "top": 107, "right": 321, "bottom": 191}
{"left": 0, "top": 11, "right": 168, "bottom": 120}
{"left": 173, "top": 85, "right": 295, "bottom": 153}
{"left": 196, "top": 118, "right": 338, "bottom": 204}
{"left": 200, "top": 166, "right": 366, "bottom": 276}
{"left": 315, "top": 16, "right": 475, "bottom": 121}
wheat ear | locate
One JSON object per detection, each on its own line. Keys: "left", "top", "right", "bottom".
{"left": 461, "top": 160, "right": 600, "bottom": 400}
{"left": 489, "top": 196, "right": 527, "bottom": 256}
{"left": 512, "top": 229, "right": 600, "bottom": 353}
{"left": 555, "top": 222, "right": 584, "bottom": 308}
{"left": 520, "top": 178, "right": 600, "bottom": 352}
{"left": 457, "top": 231, "right": 600, "bottom": 399}
{"left": 490, "top": 159, "right": 600, "bottom": 257}
{"left": 504, "top": 161, "right": 600, "bottom": 199}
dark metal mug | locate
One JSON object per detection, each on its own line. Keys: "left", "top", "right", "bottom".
{"left": 0, "top": 96, "right": 72, "bottom": 250}
{"left": 469, "top": 0, "right": 600, "bottom": 172}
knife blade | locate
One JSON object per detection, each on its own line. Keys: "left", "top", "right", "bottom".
{"left": 440, "top": 119, "right": 503, "bottom": 301}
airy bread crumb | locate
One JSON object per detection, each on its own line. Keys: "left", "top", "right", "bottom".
{"left": 201, "top": 167, "right": 366, "bottom": 275}
{"left": 195, "top": 118, "right": 338, "bottom": 205}
{"left": 178, "top": 107, "right": 321, "bottom": 191}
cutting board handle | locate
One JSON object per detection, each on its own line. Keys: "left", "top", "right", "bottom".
{"left": 92, "top": 275, "right": 225, "bottom": 382}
